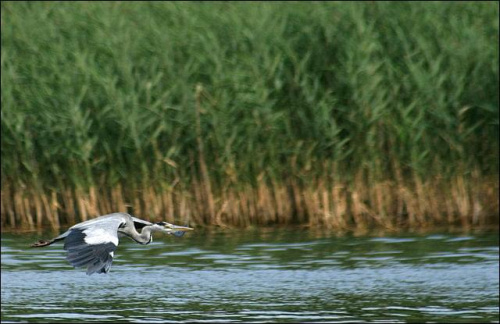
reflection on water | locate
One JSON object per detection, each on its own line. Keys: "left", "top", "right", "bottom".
{"left": 1, "top": 227, "right": 499, "bottom": 323}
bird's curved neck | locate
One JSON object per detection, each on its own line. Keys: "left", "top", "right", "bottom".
{"left": 126, "top": 226, "right": 154, "bottom": 245}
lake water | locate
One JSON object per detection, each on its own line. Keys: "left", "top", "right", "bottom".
{"left": 1, "top": 227, "right": 499, "bottom": 323}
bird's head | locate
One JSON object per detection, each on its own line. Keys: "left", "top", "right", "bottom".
{"left": 153, "top": 221, "right": 193, "bottom": 237}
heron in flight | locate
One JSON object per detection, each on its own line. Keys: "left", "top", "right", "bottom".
{"left": 31, "top": 212, "right": 193, "bottom": 275}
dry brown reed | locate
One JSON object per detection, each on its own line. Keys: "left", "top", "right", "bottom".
{"left": 1, "top": 174, "right": 498, "bottom": 231}
{"left": 2, "top": 3, "right": 498, "bottom": 232}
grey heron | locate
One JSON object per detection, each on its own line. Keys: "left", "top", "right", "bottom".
{"left": 30, "top": 212, "right": 193, "bottom": 275}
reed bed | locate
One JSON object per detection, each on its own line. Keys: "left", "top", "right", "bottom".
{"left": 1, "top": 2, "right": 498, "bottom": 230}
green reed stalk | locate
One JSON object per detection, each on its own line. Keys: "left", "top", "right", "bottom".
{"left": 1, "top": 2, "right": 498, "bottom": 229}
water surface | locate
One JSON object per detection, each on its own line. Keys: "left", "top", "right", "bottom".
{"left": 1, "top": 227, "right": 499, "bottom": 323}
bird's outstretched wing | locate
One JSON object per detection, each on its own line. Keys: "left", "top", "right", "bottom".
{"left": 64, "top": 214, "right": 127, "bottom": 275}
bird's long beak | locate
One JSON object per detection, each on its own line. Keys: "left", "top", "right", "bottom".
{"left": 164, "top": 223, "right": 193, "bottom": 232}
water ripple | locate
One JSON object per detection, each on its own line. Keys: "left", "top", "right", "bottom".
{"left": 1, "top": 229, "right": 498, "bottom": 322}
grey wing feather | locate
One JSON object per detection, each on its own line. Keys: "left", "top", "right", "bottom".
{"left": 63, "top": 213, "right": 127, "bottom": 275}
{"left": 70, "top": 213, "right": 130, "bottom": 231}
{"left": 64, "top": 229, "right": 117, "bottom": 275}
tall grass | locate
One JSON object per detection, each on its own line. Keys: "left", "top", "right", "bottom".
{"left": 1, "top": 2, "right": 498, "bottom": 230}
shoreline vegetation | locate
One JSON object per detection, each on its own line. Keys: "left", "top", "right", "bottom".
{"left": 1, "top": 2, "right": 498, "bottom": 230}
